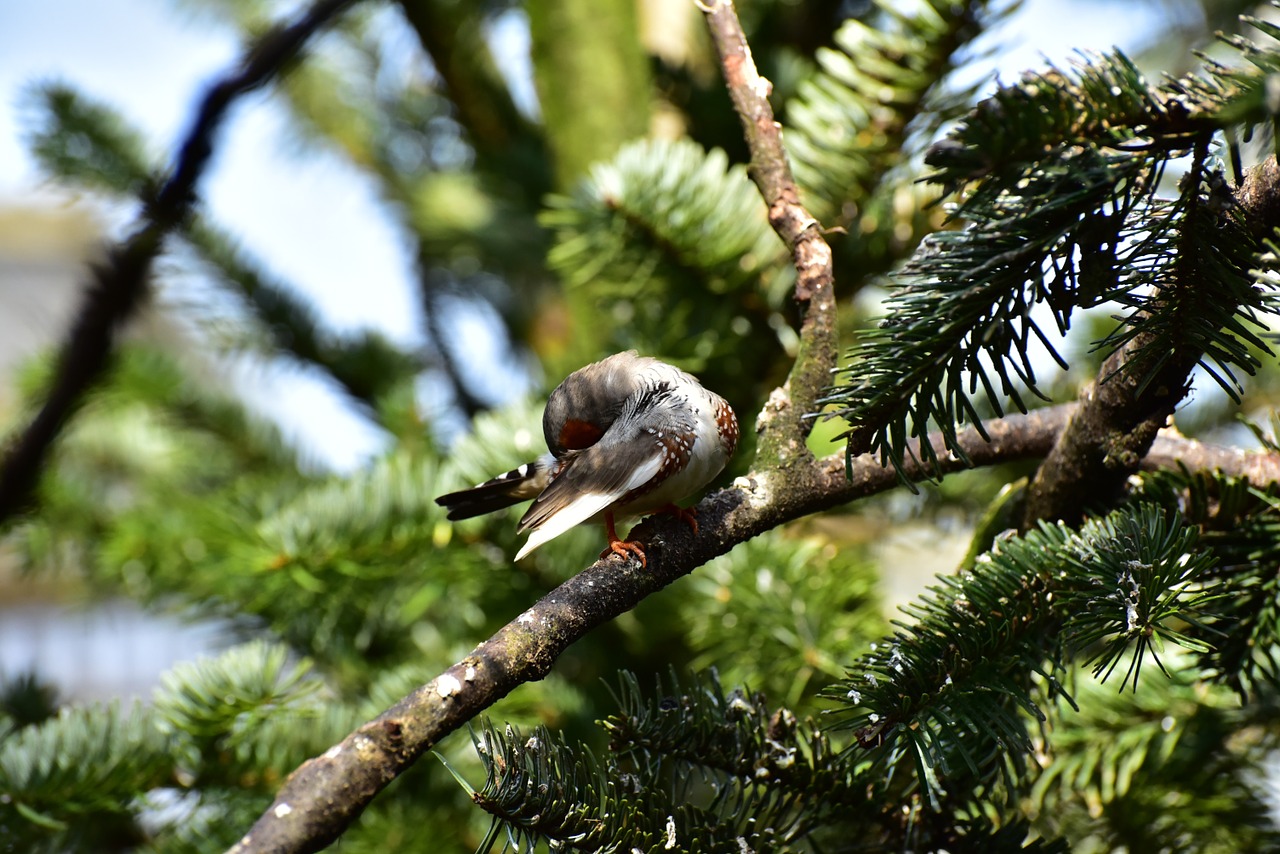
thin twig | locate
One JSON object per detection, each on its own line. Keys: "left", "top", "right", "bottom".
{"left": 0, "top": 0, "right": 358, "bottom": 525}
{"left": 700, "top": 0, "right": 837, "bottom": 463}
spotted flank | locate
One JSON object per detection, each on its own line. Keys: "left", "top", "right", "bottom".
{"left": 715, "top": 397, "right": 740, "bottom": 458}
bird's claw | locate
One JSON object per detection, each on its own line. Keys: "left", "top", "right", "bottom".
{"left": 601, "top": 539, "right": 647, "bottom": 567}
{"left": 658, "top": 504, "right": 699, "bottom": 535}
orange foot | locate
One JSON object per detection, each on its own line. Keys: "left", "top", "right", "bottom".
{"left": 600, "top": 538, "right": 647, "bottom": 567}
{"left": 600, "top": 511, "right": 647, "bottom": 567}
{"left": 657, "top": 503, "right": 698, "bottom": 535}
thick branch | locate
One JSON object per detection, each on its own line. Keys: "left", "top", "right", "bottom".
{"left": 227, "top": 401, "right": 1280, "bottom": 853}
{"left": 701, "top": 0, "right": 837, "bottom": 464}
{"left": 1022, "top": 156, "right": 1280, "bottom": 527}
{"left": 0, "top": 0, "right": 358, "bottom": 526}
{"left": 396, "top": 0, "right": 538, "bottom": 161}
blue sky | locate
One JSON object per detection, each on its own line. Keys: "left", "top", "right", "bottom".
{"left": 0, "top": 0, "right": 1176, "bottom": 466}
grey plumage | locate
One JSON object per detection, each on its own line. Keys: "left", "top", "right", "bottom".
{"left": 434, "top": 351, "right": 738, "bottom": 560}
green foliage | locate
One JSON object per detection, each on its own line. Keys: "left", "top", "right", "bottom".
{"left": 827, "top": 504, "right": 1221, "bottom": 805}
{"left": 785, "top": 0, "right": 999, "bottom": 274}
{"left": 545, "top": 138, "right": 788, "bottom": 299}
{"left": 25, "top": 83, "right": 153, "bottom": 197}
{"left": 12, "top": 1, "right": 1280, "bottom": 851}
{"left": 542, "top": 137, "right": 792, "bottom": 373}
{"left": 468, "top": 671, "right": 867, "bottom": 853}
{"left": 830, "top": 32, "right": 1280, "bottom": 471}
{"left": 1029, "top": 665, "right": 1280, "bottom": 852}
{"left": 468, "top": 671, "right": 1071, "bottom": 852}
{"left": 1132, "top": 468, "right": 1280, "bottom": 695}
{"left": 0, "top": 703, "right": 172, "bottom": 834}
{"left": 153, "top": 641, "right": 333, "bottom": 777}
{"left": 681, "top": 531, "right": 886, "bottom": 709}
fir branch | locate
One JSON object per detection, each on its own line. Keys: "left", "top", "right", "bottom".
{"left": 540, "top": 138, "right": 792, "bottom": 369}
{"left": 833, "top": 35, "right": 1280, "bottom": 484}
{"left": 0, "top": 0, "right": 360, "bottom": 526}
{"left": 831, "top": 51, "right": 1177, "bottom": 474}
{"left": 468, "top": 672, "right": 867, "bottom": 852}
{"left": 828, "top": 505, "right": 1220, "bottom": 803}
{"left": 469, "top": 722, "right": 792, "bottom": 853}
{"left": 604, "top": 672, "right": 867, "bottom": 828}
{"left": 700, "top": 0, "right": 838, "bottom": 464}
{"left": 0, "top": 702, "right": 174, "bottom": 827}
{"left": 1022, "top": 155, "right": 1280, "bottom": 527}
{"left": 923, "top": 52, "right": 1197, "bottom": 191}
{"left": 543, "top": 138, "right": 789, "bottom": 299}
{"left": 1029, "top": 663, "right": 1280, "bottom": 850}
{"left": 26, "top": 83, "right": 154, "bottom": 197}
{"left": 1132, "top": 469, "right": 1280, "bottom": 695}
{"left": 785, "top": 0, "right": 993, "bottom": 229}
{"left": 227, "top": 399, "right": 1280, "bottom": 853}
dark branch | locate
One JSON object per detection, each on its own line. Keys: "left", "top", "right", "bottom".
{"left": 226, "top": 399, "right": 1280, "bottom": 853}
{"left": 0, "top": 0, "right": 359, "bottom": 526}
{"left": 1022, "top": 155, "right": 1280, "bottom": 527}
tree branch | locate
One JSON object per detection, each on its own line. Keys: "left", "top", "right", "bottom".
{"left": 0, "top": 0, "right": 359, "bottom": 526}
{"left": 226, "top": 5, "right": 1280, "bottom": 851}
{"left": 700, "top": 0, "right": 837, "bottom": 464}
{"left": 1022, "top": 154, "right": 1280, "bottom": 527}
{"left": 227, "top": 399, "right": 1280, "bottom": 853}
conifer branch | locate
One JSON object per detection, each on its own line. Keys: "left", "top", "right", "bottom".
{"left": 700, "top": 0, "right": 837, "bottom": 462}
{"left": 227, "top": 399, "right": 1280, "bottom": 853}
{"left": 0, "top": 0, "right": 360, "bottom": 526}
{"left": 1023, "top": 156, "right": 1280, "bottom": 527}
{"left": 228, "top": 10, "right": 1280, "bottom": 848}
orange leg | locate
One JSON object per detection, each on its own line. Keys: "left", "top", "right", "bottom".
{"left": 600, "top": 511, "right": 647, "bottom": 567}
{"left": 656, "top": 503, "right": 698, "bottom": 534}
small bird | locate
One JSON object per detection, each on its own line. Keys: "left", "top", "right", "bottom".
{"left": 436, "top": 351, "right": 739, "bottom": 565}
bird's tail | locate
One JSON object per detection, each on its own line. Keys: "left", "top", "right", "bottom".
{"left": 435, "top": 456, "right": 553, "bottom": 521}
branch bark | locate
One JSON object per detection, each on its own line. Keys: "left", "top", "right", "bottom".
{"left": 227, "top": 399, "right": 1280, "bottom": 853}
{"left": 700, "top": 0, "right": 837, "bottom": 466}
{"left": 0, "top": 0, "right": 359, "bottom": 527}
{"left": 1022, "top": 154, "right": 1280, "bottom": 528}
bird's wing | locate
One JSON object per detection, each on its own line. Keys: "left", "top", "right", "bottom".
{"left": 512, "top": 440, "right": 668, "bottom": 560}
